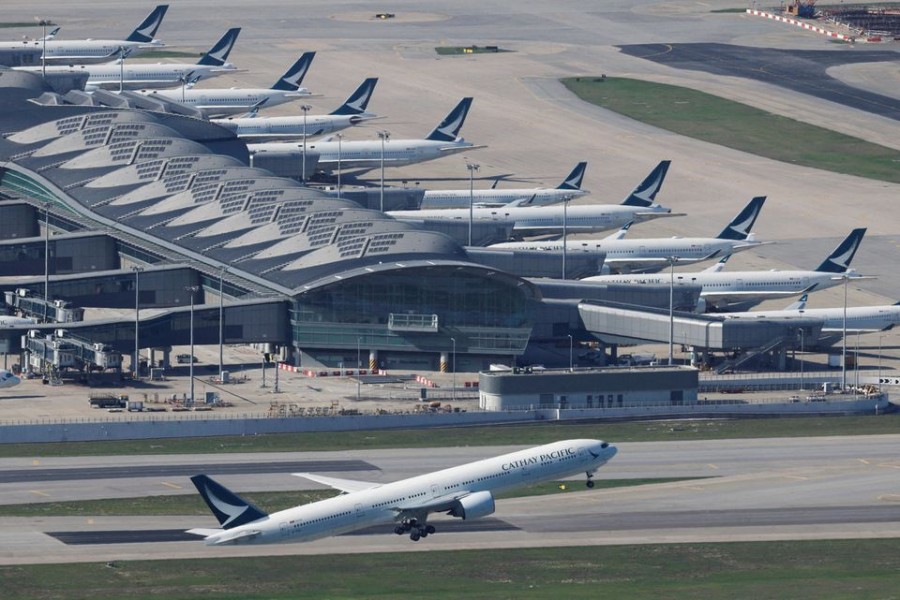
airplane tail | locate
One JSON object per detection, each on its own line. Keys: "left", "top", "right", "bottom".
{"left": 196, "top": 28, "right": 241, "bottom": 66}
{"left": 621, "top": 160, "right": 671, "bottom": 207}
{"left": 603, "top": 221, "right": 633, "bottom": 241}
{"left": 270, "top": 51, "right": 316, "bottom": 91}
{"left": 716, "top": 196, "right": 766, "bottom": 240}
{"left": 42, "top": 26, "right": 61, "bottom": 41}
{"left": 784, "top": 293, "right": 808, "bottom": 311}
{"left": 425, "top": 97, "right": 474, "bottom": 142}
{"left": 330, "top": 78, "right": 379, "bottom": 115}
{"left": 556, "top": 162, "right": 587, "bottom": 191}
{"left": 704, "top": 254, "right": 730, "bottom": 273}
{"left": 190, "top": 474, "right": 268, "bottom": 530}
{"left": 125, "top": 4, "right": 169, "bottom": 43}
{"left": 814, "top": 228, "right": 866, "bottom": 273}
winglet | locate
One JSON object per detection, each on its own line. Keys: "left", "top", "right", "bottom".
{"left": 426, "top": 97, "right": 473, "bottom": 142}
{"left": 125, "top": 5, "right": 169, "bottom": 43}
{"left": 330, "top": 77, "right": 378, "bottom": 115}
{"left": 814, "top": 228, "right": 867, "bottom": 273}
{"left": 556, "top": 162, "right": 587, "bottom": 191}
{"left": 621, "top": 160, "right": 671, "bottom": 207}
{"left": 190, "top": 474, "right": 267, "bottom": 530}
{"left": 716, "top": 196, "right": 766, "bottom": 240}
{"left": 197, "top": 27, "right": 241, "bottom": 66}
{"left": 270, "top": 51, "right": 315, "bottom": 91}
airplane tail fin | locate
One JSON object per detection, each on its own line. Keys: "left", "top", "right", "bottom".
{"left": 814, "top": 228, "right": 866, "bottom": 273}
{"left": 621, "top": 160, "right": 671, "bottom": 207}
{"left": 330, "top": 77, "right": 378, "bottom": 115}
{"left": 190, "top": 474, "right": 268, "bottom": 530}
{"left": 196, "top": 27, "right": 241, "bottom": 66}
{"left": 42, "top": 26, "right": 61, "bottom": 41}
{"left": 603, "top": 221, "right": 633, "bottom": 241}
{"left": 704, "top": 254, "right": 731, "bottom": 273}
{"left": 125, "top": 4, "right": 169, "bottom": 43}
{"left": 426, "top": 97, "right": 474, "bottom": 142}
{"left": 716, "top": 196, "right": 766, "bottom": 240}
{"left": 556, "top": 162, "right": 588, "bottom": 191}
{"left": 784, "top": 294, "right": 808, "bottom": 311}
{"left": 270, "top": 51, "right": 315, "bottom": 91}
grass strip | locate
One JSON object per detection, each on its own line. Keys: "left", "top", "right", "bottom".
{"left": 561, "top": 76, "right": 900, "bottom": 183}
{"left": 2, "top": 540, "right": 898, "bottom": 599}
{"left": 0, "top": 415, "right": 896, "bottom": 458}
{"left": 0, "top": 479, "right": 695, "bottom": 517}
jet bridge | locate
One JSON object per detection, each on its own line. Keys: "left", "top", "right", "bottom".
{"left": 578, "top": 300, "right": 824, "bottom": 352}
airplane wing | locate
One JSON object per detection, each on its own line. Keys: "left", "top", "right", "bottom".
{"left": 292, "top": 472, "right": 381, "bottom": 493}
{"left": 186, "top": 527, "right": 263, "bottom": 545}
{"left": 392, "top": 489, "right": 476, "bottom": 522}
{"left": 633, "top": 211, "right": 685, "bottom": 221}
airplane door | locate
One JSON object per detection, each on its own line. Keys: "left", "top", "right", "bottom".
{"left": 279, "top": 521, "right": 290, "bottom": 537}
{"left": 431, "top": 484, "right": 441, "bottom": 498}
{"left": 355, "top": 503, "right": 365, "bottom": 519}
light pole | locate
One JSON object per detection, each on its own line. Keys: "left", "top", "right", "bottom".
{"left": 841, "top": 274, "right": 848, "bottom": 390}
{"left": 567, "top": 334, "right": 573, "bottom": 372}
{"left": 798, "top": 327, "right": 805, "bottom": 392}
{"left": 335, "top": 133, "right": 343, "bottom": 199}
{"left": 185, "top": 285, "right": 199, "bottom": 405}
{"left": 218, "top": 266, "right": 227, "bottom": 380}
{"left": 878, "top": 334, "right": 884, "bottom": 392}
{"left": 668, "top": 256, "right": 678, "bottom": 365}
{"left": 377, "top": 130, "right": 390, "bottom": 212}
{"left": 466, "top": 162, "right": 479, "bottom": 246}
{"left": 357, "top": 336, "right": 361, "bottom": 403}
{"left": 450, "top": 337, "right": 456, "bottom": 401}
{"left": 300, "top": 104, "right": 312, "bottom": 183}
{"left": 38, "top": 18, "right": 51, "bottom": 78}
{"left": 43, "top": 202, "right": 50, "bottom": 322}
{"left": 562, "top": 199, "right": 570, "bottom": 279}
{"left": 118, "top": 46, "right": 126, "bottom": 93}
{"left": 132, "top": 266, "right": 143, "bottom": 379}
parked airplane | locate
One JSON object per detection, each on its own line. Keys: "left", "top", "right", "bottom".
{"left": 211, "top": 77, "right": 378, "bottom": 139}
{"left": 16, "top": 27, "right": 241, "bottom": 90}
{"left": 488, "top": 196, "right": 768, "bottom": 273}
{"left": 0, "top": 369, "right": 21, "bottom": 388}
{"left": 388, "top": 160, "right": 675, "bottom": 237}
{"left": 582, "top": 228, "right": 869, "bottom": 312}
{"left": 249, "top": 97, "right": 480, "bottom": 174}
{"left": 419, "top": 162, "right": 589, "bottom": 209}
{"left": 188, "top": 439, "right": 616, "bottom": 545}
{"left": 0, "top": 5, "right": 168, "bottom": 64}
{"left": 139, "top": 51, "right": 315, "bottom": 117}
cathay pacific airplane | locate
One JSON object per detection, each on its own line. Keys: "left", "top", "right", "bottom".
{"left": 419, "top": 162, "right": 589, "bottom": 209}
{"left": 582, "top": 228, "right": 869, "bottom": 312}
{"left": 0, "top": 5, "right": 168, "bottom": 64}
{"left": 16, "top": 27, "right": 241, "bottom": 90}
{"left": 140, "top": 51, "right": 315, "bottom": 117}
{"left": 488, "top": 196, "right": 768, "bottom": 273}
{"left": 389, "top": 160, "right": 675, "bottom": 237}
{"left": 0, "top": 369, "right": 21, "bottom": 388}
{"left": 188, "top": 439, "right": 617, "bottom": 545}
{"left": 249, "top": 97, "right": 481, "bottom": 174}
{"left": 212, "top": 77, "right": 378, "bottom": 139}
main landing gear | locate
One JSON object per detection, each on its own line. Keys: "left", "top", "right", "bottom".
{"left": 394, "top": 518, "right": 436, "bottom": 541}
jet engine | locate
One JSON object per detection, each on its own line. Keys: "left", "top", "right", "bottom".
{"left": 448, "top": 490, "right": 495, "bottom": 520}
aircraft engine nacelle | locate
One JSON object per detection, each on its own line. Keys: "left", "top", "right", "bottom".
{"left": 448, "top": 490, "right": 495, "bottom": 521}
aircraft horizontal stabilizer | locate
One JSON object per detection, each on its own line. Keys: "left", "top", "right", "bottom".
{"left": 633, "top": 211, "right": 684, "bottom": 221}
{"left": 292, "top": 472, "right": 381, "bottom": 493}
{"left": 439, "top": 144, "right": 486, "bottom": 152}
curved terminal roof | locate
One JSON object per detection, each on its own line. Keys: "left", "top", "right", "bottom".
{"left": 0, "top": 87, "right": 537, "bottom": 298}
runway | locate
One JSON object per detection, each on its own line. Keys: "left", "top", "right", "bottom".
{"left": 2, "top": 436, "right": 899, "bottom": 564}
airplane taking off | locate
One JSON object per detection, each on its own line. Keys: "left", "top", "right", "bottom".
{"left": 0, "top": 369, "right": 21, "bottom": 388}
{"left": 212, "top": 77, "right": 378, "bottom": 139}
{"left": 16, "top": 27, "right": 241, "bottom": 90}
{"left": 419, "top": 162, "right": 589, "bottom": 209}
{"left": 582, "top": 228, "right": 869, "bottom": 312}
{"left": 0, "top": 5, "right": 169, "bottom": 64}
{"left": 488, "top": 196, "right": 768, "bottom": 273}
{"left": 388, "top": 160, "right": 675, "bottom": 237}
{"left": 249, "top": 97, "right": 480, "bottom": 174}
{"left": 140, "top": 51, "right": 316, "bottom": 117}
{"left": 188, "top": 439, "right": 617, "bottom": 545}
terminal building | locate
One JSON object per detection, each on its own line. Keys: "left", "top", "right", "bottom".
{"left": 0, "top": 71, "right": 822, "bottom": 379}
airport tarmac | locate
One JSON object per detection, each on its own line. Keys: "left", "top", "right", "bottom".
{"left": 1, "top": 0, "right": 899, "bottom": 566}
{"left": 0, "top": 436, "right": 899, "bottom": 564}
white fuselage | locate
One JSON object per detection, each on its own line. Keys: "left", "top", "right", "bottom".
{"left": 212, "top": 113, "right": 375, "bottom": 140}
{"left": 248, "top": 138, "right": 477, "bottom": 173}
{"left": 582, "top": 269, "right": 855, "bottom": 310}
{"left": 0, "top": 316, "right": 36, "bottom": 327}
{"left": 0, "top": 39, "right": 162, "bottom": 64}
{"left": 15, "top": 62, "right": 236, "bottom": 90}
{"left": 140, "top": 87, "right": 309, "bottom": 116}
{"left": 420, "top": 187, "right": 588, "bottom": 209}
{"left": 390, "top": 204, "right": 672, "bottom": 236}
{"left": 198, "top": 439, "right": 616, "bottom": 546}
{"left": 491, "top": 237, "right": 761, "bottom": 273}
{"left": 724, "top": 304, "right": 900, "bottom": 334}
